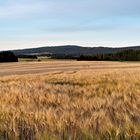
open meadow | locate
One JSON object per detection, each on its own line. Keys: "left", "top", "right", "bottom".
{"left": 0, "top": 61, "right": 140, "bottom": 139}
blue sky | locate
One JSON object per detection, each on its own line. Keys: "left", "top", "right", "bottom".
{"left": 0, "top": 0, "right": 140, "bottom": 50}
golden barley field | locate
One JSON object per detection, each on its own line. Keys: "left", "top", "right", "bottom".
{"left": 0, "top": 61, "right": 140, "bottom": 140}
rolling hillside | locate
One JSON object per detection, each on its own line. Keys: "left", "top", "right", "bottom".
{"left": 12, "top": 45, "right": 140, "bottom": 57}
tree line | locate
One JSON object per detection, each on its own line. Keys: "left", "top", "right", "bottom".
{"left": 0, "top": 51, "right": 18, "bottom": 62}
{"left": 17, "top": 55, "right": 38, "bottom": 59}
{"left": 77, "top": 50, "right": 140, "bottom": 61}
{"left": 0, "top": 49, "right": 140, "bottom": 62}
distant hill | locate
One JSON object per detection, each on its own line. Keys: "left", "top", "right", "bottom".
{"left": 12, "top": 45, "right": 140, "bottom": 57}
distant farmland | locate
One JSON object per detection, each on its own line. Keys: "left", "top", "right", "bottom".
{"left": 0, "top": 61, "right": 140, "bottom": 139}
{"left": 0, "top": 61, "right": 140, "bottom": 76}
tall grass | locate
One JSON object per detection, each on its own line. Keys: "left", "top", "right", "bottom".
{"left": 0, "top": 69, "right": 140, "bottom": 139}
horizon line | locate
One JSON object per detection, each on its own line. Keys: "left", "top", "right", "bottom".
{"left": 1, "top": 44, "right": 140, "bottom": 52}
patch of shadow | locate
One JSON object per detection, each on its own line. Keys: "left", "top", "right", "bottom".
{"left": 49, "top": 81, "right": 91, "bottom": 87}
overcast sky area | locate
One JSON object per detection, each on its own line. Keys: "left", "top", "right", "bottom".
{"left": 0, "top": 0, "right": 140, "bottom": 50}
